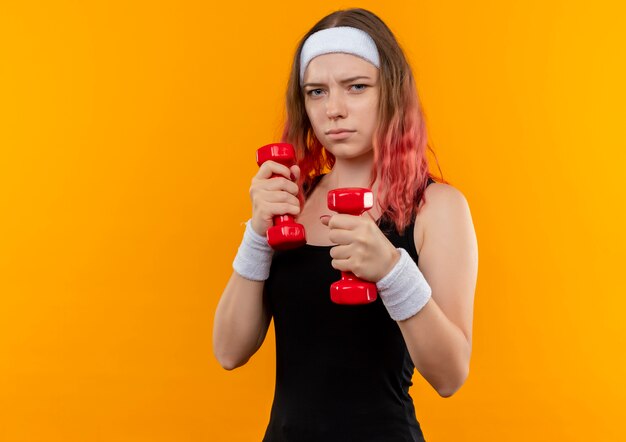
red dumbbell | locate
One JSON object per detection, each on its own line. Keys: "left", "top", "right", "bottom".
{"left": 256, "top": 143, "right": 306, "bottom": 250}
{"left": 327, "top": 187, "right": 378, "bottom": 305}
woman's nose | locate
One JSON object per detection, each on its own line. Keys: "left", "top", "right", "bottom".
{"left": 326, "top": 93, "right": 347, "bottom": 119}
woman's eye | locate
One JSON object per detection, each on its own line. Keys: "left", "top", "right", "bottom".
{"left": 307, "top": 89, "right": 324, "bottom": 97}
{"left": 351, "top": 84, "right": 367, "bottom": 91}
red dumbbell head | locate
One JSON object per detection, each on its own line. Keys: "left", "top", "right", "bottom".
{"left": 256, "top": 143, "right": 297, "bottom": 168}
{"left": 327, "top": 188, "right": 374, "bottom": 216}
{"left": 330, "top": 273, "right": 378, "bottom": 305}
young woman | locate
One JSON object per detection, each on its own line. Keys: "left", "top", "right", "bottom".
{"left": 213, "top": 8, "right": 478, "bottom": 442}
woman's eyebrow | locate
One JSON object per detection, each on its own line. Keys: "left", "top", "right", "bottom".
{"left": 302, "top": 76, "right": 372, "bottom": 88}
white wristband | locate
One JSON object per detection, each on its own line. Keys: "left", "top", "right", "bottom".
{"left": 376, "top": 248, "right": 432, "bottom": 321}
{"left": 232, "top": 220, "right": 274, "bottom": 281}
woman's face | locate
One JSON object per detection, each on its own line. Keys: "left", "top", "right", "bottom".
{"left": 302, "top": 53, "right": 380, "bottom": 161}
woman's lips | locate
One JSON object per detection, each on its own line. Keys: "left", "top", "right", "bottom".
{"left": 327, "top": 130, "right": 355, "bottom": 140}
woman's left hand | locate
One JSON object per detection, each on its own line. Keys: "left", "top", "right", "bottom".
{"left": 320, "top": 214, "right": 400, "bottom": 282}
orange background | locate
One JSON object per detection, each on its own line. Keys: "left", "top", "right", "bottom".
{"left": 1, "top": 1, "right": 625, "bottom": 440}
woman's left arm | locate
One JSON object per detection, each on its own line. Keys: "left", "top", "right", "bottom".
{"left": 323, "top": 185, "right": 478, "bottom": 397}
{"left": 399, "top": 184, "right": 478, "bottom": 397}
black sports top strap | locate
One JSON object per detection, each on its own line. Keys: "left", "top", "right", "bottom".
{"left": 302, "top": 174, "right": 326, "bottom": 198}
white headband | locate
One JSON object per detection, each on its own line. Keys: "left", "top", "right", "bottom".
{"left": 299, "top": 26, "right": 380, "bottom": 84}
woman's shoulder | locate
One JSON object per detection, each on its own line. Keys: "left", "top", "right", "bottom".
{"left": 415, "top": 181, "right": 471, "bottom": 253}
{"left": 420, "top": 179, "right": 467, "bottom": 210}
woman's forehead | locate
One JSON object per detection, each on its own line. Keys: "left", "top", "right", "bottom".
{"left": 303, "top": 53, "right": 379, "bottom": 82}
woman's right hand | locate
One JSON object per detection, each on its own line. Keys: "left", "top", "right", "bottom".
{"left": 249, "top": 161, "right": 301, "bottom": 237}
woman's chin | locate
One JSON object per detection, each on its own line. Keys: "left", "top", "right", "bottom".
{"left": 325, "top": 146, "right": 374, "bottom": 161}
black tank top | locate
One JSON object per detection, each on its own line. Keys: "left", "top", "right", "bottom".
{"left": 262, "top": 176, "right": 436, "bottom": 442}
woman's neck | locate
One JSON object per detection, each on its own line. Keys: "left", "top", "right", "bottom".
{"left": 319, "top": 153, "right": 385, "bottom": 218}
{"left": 323, "top": 152, "right": 379, "bottom": 190}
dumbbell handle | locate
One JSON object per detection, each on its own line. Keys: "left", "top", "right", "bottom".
{"left": 327, "top": 187, "right": 378, "bottom": 305}
{"left": 256, "top": 143, "right": 306, "bottom": 250}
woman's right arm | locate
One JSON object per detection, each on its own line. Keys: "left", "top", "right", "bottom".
{"left": 212, "top": 161, "right": 301, "bottom": 370}
{"left": 212, "top": 272, "right": 271, "bottom": 370}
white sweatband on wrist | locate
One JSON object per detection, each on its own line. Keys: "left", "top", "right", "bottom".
{"left": 300, "top": 26, "right": 380, "bottom": 84}
{"left": 232, "top": 220, "right": 274, "bottom": 281}
{"left": 376, "top": 248, "right": 432, "bottom": 322}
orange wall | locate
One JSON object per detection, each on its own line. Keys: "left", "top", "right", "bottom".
{"left": 1, "top": 1, "right": 625, "bottom": 440}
